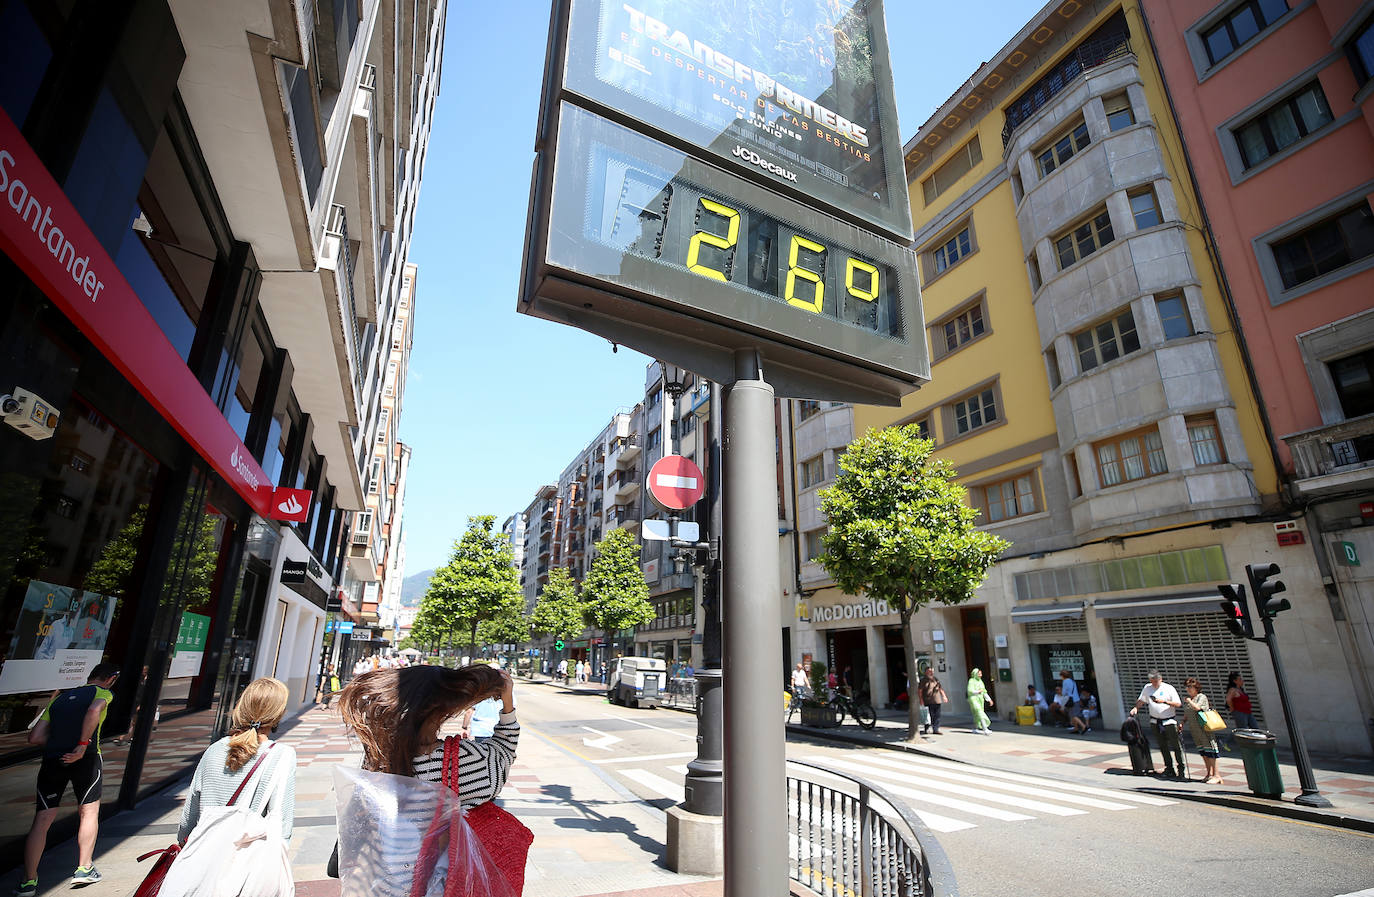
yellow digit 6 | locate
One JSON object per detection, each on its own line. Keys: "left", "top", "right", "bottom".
{"left": 846, "top": 258, "right": 879, "bottom": 303}
{"left": 687, "top": 198, "right": 740, "bottom": 282}
{"left": 786, "top": 235, "right": 827, "bottom": 313}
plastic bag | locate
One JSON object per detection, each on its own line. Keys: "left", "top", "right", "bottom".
{"left": 334, "top": 766, "right": 516, "bottom": 897}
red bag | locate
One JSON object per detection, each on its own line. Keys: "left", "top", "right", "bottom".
{"left": 441, "top": 735, "right": 533, "bottom": 895}
{"left": 132, "top": 844, "right": 180, "bottom": 897}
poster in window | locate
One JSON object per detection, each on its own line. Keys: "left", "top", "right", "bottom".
{"left": 0, "top": 580, "right": 119, "bottom": 695}
{"left": 167, "top": 612, "right": 212, "bottom": 679}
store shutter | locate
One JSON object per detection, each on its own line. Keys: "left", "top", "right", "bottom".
{"left": 1108, "top": 611, "right": 1263, "bottom": 726}
{"left": 1024, "top": 616, "right": 1089, "bottom": 645}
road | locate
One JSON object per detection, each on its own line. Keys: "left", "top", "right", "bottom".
{"left": 516, "top": 682, "right": 1374, "bottom": 897}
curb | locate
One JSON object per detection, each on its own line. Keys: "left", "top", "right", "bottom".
{"left": 785, "top": 723, "right": 1374, "bottom": 833}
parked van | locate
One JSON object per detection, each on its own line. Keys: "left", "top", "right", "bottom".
{"left": 607, "top": 656, "right": 668, "bottom": 708}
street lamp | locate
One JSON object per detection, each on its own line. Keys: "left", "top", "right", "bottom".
{"left": 660, "top": 361, "right": 688, "bottom": 401}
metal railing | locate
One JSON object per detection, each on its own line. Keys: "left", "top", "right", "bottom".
{"left": 1283, "top": 413, "right": 1374, "bottom": 482}
{"left": 786, "top": 760, "right": 959, "bottom": 897}
{"left": 1002, "top": 28, "right": 1131, "bottom": 148}
{"left": 660, "top": 675, "right": 698, "bottom": 710}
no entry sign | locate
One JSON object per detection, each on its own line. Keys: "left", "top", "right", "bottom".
{"left": 648, "top": 454, "right": 705, "bottom": 511}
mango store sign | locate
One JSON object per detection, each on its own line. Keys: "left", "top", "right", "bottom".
{"left": 0, "top": 109, "right": 306, "bottom": 523}
{"left": 809, "top": 599, "right": 897, "bottom": 624}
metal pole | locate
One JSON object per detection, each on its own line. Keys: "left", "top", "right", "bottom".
{"left": 685, "top": 380, "right": 723, "bottom": 815}
{"left": 722, "top": 349, "right": 786, "bottom": 896}
{"left": 1259, "top": 615, "right": 1332, "bottom": 807}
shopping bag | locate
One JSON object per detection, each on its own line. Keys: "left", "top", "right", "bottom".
{"left": 334, "top": 765, "right": 516, "bottom": 897}
{"left": 1199, "top": 708, "right": 1227, "bottom": 733}
{"left": 1015, "top": 705, "right": 1036, "bottom": 726}
{"left": 441, "top": 737, "right": 532, "bottom": 895}
{"left": 132, "top": 844, "right": 180, "bottom": 897}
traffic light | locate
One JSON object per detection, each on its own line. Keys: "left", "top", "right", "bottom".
{"left": 1246, "top": 562, "right": 1291, "bottom": 619}
{"left": 1216, "top": 582, "right": 1254, "bottom": 639}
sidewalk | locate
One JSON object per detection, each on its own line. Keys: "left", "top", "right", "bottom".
{"left": 787, "top": 706, "right": 1374, "bottom": 831}
{"left": 22, "top": 704, "right": 718, "bottom": 897}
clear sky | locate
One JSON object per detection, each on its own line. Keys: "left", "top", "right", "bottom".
{"left": 398, "top": 0, "right": 1048, "bottom": 573}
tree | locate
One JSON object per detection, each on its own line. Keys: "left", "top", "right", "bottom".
{"left": 818, "top": 424, "right": 1009, "bottom": 741}
{"left": 581, "top": 528, "right": 653, "bottom": 645}
{"left": 418, "top": 516, "right": 525, "bottom": 658}
{"left": 529, "top": 567, "right": 586, "bottom": 643}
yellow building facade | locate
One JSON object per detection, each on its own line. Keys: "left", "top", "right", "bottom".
{"left": 789, "top": 0, "right": 1364, "bottom": 753}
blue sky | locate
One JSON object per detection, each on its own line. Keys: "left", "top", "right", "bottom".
{"left": 399, "top": 0, "right": 1047, "bottom": 573}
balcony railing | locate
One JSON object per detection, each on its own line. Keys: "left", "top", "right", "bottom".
{"left": 1002, "top": 26, "right": 1131, "bottom": 148}
{"left": 1283, "top": 413, "right": 1374, "bottom": 489}
{"left": 326, "top": 204, "right": 364, "bottom": 396}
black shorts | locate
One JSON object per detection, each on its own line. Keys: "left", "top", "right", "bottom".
{"left": 36, "top": 753, "right": 102, "bottom": 809}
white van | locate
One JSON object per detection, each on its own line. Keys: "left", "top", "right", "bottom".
{"left": 607, "top": 656, "right": 668, "bottom": 708}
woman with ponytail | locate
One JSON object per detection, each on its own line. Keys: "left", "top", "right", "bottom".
{"left": 178, "top": 677, "right": 297, "bottom": 845}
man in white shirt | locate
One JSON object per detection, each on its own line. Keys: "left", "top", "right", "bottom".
{"left": 1130, "top": 670, "right": 1185, "bottom": 779}
{"left": 1024, "top": 685, "right": 1049, "bottom": 726}
{"left": 790, "top": 663, "right": 810, "bottom": 695}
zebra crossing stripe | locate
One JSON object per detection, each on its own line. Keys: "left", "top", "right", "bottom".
{"left": 620, "top": 768, "right": 685, "bottom": 803}
{"left": 818, "top": 759, "right": 1038, "bottom": 821}
{"left": 788, "top": 777, "right": 976, "bottom": 834}
{"left": 852, "top": 754, "right": 1138, "bottom": 811}
{"left": 668, "top": 765, "right": 689, "bottom": 775}
{"left": 824, "top": 757, "right": 1088, "bottom": 817}
{"left": 853, "top": 752, "right": 1176, "bottom": 807}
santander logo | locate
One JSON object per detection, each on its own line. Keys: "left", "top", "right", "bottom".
{"left": 229, "top": 446, "right": 263, "bottom": 491}
{"left": 278, "top": 494, "right": 304, "bottom": 516}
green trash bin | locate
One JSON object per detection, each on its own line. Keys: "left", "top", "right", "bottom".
{"left": 1233, "top": 728, "right": 1283, "bottom": 798}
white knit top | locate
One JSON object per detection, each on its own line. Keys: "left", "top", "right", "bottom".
{"left": 178, "top": 737, "right": 297, "bottom": 844}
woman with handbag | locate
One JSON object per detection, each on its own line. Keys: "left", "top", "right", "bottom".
{"left": 337, "top": 664, "right": 530, "bottom": 895}
{"left": 1183, "top": 677, "right": 1224, "bottom": 784}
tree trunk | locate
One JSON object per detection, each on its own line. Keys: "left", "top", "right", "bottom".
{"left": 468, "top": 620, "right": 479, "bottom": 660}
{"left": 901, "top": 608, "right": 925, "bottom": 742}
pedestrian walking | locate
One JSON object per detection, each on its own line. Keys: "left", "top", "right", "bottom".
{"left": 320, "top": 664, "right": 341, "bottom": 709}
{"left": 917, "top": 668, "right": 948, "bottom": 735}
{"left": 790, "top": 663, "right": 809, "bottom": 697}
{"left": 967, "top": 668, "right": 994, "bottom": 734}
{"left": 1183, "top": 677, "right": 1224, "bottom": 784}
{"left": 1225, "top": 671, "right": 1256, "bottom": 729}
{"left": 1130, "top": 670, "right": 1185, "bottom": 780}
{"left": 15, "top": 664, "right": 120, "bottom": 896}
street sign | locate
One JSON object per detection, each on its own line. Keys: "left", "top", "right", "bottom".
{"left": 555, "top": 639, "right": 565, "bottom": 651}
{"left": 642, "top": 519, "right": 671, "bottom": 541}
{"left": 1335, "top": 541, "right": 1360, "bottom": 566}
{"left": 520, "top": 0, "right": 929, "bottom": 405}
{"left": 337, "top": 621, "right": 355, "bottom": 635}
{"left": 281, "top": 560, "right": 308, "bottom": 584}
{"left": 648, "top": 454, "right": 706, "bottom": 511}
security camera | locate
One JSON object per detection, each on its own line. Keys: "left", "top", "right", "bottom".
{"left": 1, "top": 388, "right": 60, "bottom": 440}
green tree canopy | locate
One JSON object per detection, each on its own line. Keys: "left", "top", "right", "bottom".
{"left": 418, "top": 516, "right": 525, "bottom": 656}
{"left": 581, "top": 528, "right": 653, "bottom": 636}
{"left": 529, "top": 567, "right": 586, "bottom": 642}
{"left": 819, "top": 424, "right": 1009, "bottom": 740}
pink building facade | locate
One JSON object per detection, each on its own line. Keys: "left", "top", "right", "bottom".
{"left": 1143, "top": 0, "right": 1374, "bottom": 744}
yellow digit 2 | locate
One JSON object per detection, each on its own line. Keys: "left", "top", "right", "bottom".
{"left": 786, "top": 235, "right": 827, "bottom": 313}
{"left": 846, "top": 258, "right": 879, "bottom": 303}
{"left": 687, "top": 198, "right": 740, "bottom": 282}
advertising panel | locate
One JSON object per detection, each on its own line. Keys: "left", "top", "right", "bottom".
{"left": 167, "top": 611, "right": 212, "bottom": 679}
{"left": 0, "top": 580, "right": 118, "bottom": 695}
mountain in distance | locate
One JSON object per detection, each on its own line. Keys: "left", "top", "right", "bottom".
{"left": 400, "top": 568, "right": 435, "bottom": 606}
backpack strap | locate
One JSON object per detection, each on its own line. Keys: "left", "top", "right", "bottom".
{"left": 228, "top": 742, "right": 276, "bottom": 807}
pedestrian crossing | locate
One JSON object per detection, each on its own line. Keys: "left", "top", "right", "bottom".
{"left": 597, "top": 748, "right": 1175, "bottom": 834}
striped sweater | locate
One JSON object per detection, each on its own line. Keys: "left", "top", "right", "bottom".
{"left": 179, "top": 737, "right": 297, "bottom": 844}
{"left": 412, "top": 710, "right": 519, "bottom": 807}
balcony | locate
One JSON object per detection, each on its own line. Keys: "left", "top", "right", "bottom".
{"left": 610, "top": 468, "right": 641, "bottom": 502}
{"left": 608, "top": 504, "right": 639, "bottom": 530}
{"left": 346, "top": 513, "right": 381, "bottom": 581}
{"left": 540, "top": 500, "right": 555, "bottom": 519}
{"left": 322, "top": 204, "right": 364, "bottom": 398}
{"left": 611, "top": 434, "right": 642, "bottom": 469}
{"left": 567, "top": 538, "right": 585, "bottom": 556}
{"left": 572, "top": 487, "right": 587, "bottom": 505}
{"left": 568, "top": 512, "right": 585, "bottom": 529}
{"left": 575, "top": 463, "right": 588, "bottom": 481}
{"left": 592, "top": 466, "right": 604, "bottom": 484}
{"left": 538, "top": 537, "right": 552, "bottom": 559}
{"left": 1002, "top": 24, "right": 1131, "bottom": 148}
{"left": 1283, "top": 414, "right": 1374, "bottom": 497}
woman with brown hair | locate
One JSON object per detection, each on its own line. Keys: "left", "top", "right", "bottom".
{"left": 178, "top": 677, "right": 297, "bottom": 844}
{"left": 337, "top": 663, "right": 517, "bottom": 804}
{"left": 1183, "top": 676, "right": 1223, "bottom": 785}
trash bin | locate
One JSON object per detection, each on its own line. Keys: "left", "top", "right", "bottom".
{"left": 1232, "top": 728, "right": 1283, "bottom": 798}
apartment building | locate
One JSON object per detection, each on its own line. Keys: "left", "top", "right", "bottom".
{"left": 0, "top": 0, "right": 444, "bottom": 864}
{"left": 786, "top": 0, "right": 1364, "bottom": 753}
{"left": 1140, "top": 0, "right": 1374, "bottom": 743}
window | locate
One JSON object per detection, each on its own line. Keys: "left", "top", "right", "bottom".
{"left": 1055, "top": 209, "right": 1115, "bottom": 269}
{"left": 1233, "top": 83, "right": 1333, "bottom": 170}
{"left": 681, "top": 414, "right": 696, "bottom": 435}
{"left": 1348, "top": 16, "right": 1374, "bottom": 85}
{"left": 1075, "top": 309, "right": 1140, "bottom": 372}
{"left": 913, "top": 417, "right": 932, "bottom": 441}
{"left": 933, "top": 226, "right": 973, "bottom": 275}
{"left": 1271, "top": 203, "right": 1374, "bottom": 289}
{"left": 800, "top": 455, "right": 825, "bottom": 488}
{"left": 1187, "top": 415, "right": 1227, "bottom": 465}
{"left": 1027, "top": 253, "right": 1042, "bottom": 291}
{"left": 69, "top": 452, "right": 92, "bottom": 474}
{"left": 648, "top": 389, "right": 661, "bottom": 408}
{"left": 804, "top": 529, "right": 825, "bottom": 561}
{"left": 1010, "top": 171, "right": 1024, "bottom": 204}
{"left": 376, "top": 408, "right": 389, "bottom": 443}
{"left": 1037, "top": 120, "right": 1091, "bottom": 177}
{"left": 1095, "top": 426, "right": 1168, "bottom": 487}
{"left": 646, "top": 428, "right": 662, "bottom": 452}
{"left": 953, "top": 388, "right": 998, "bottom": 435}
{"left": 384, "top": 361, "right": 397, "bottom": 396}
{"left": 983, "top": 474, "right": 1036, "bottom": 523}
{"left": 1046, "top": 347, "right": 1061, "bottom": 390}
{"left": 1104, "top": 93, "right": 1135, "bottom": 131}
{"left": 922, "top": 136, "right": 983, "bottom": 205}
{"left": 1156, "top": 294, "right": 1194, "bottom": 340}
{"left": 1202, "top": 0, "right": 1290, "bottom": 66}
{"left": 798, "top": 400, "right": 821, "bottom": 421}
{"left": 1129, "top": 189, "right": 1162, "bottom": 230}
{"left": 1329, "top": 349, "right": 1374, "bottom": 419}
{"left": 938, "top": 301, "right": 987, "bottom": 356}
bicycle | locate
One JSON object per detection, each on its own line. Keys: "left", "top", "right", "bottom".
{"left": 828, "top": 690, "right": 877, "bottom": 729}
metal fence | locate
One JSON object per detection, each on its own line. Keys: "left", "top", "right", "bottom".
{"left": 786, "top": 760, "right": 959, "bottom": 897}
{"left": 661, "top": 676, "right": 698, "bottom": 710}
